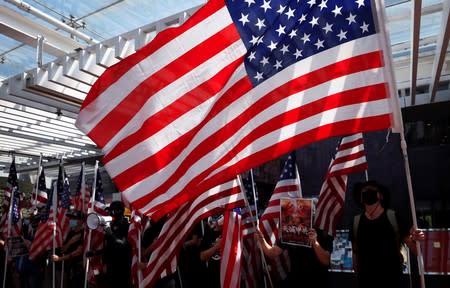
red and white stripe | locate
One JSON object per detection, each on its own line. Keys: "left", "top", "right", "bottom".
{"left": 220, "top": 209, "right": 242, "bottom": 288}
{"left": 314, "top": 133, "right": 368, "bottom": 236}
{"left": 76, "top": 0, "right": 396, "bottom": 221}
{"left": 128, "top": 211, "right": 144, "bottom": 286}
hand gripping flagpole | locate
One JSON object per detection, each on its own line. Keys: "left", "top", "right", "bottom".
{"left": 84, "top": 160, "right": 99, "bottom": 288}
{"left": 237, "top": 174, "right": 273, "bottom": 288}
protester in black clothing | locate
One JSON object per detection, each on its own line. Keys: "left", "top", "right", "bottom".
{"left": 255, "top": 225, "right": 333, "bottom": 288}
{"left": 51, "top": 210, "right": 85, "bottom": 288}
{"left": 87, "top": 201, "right": 132, "bottom": 288}
{"left": 350, "top": 181, "right": 424, "bottom": 288}
{"left": 198, "top": 215, "right": 224, "bottom": 288}
{"left": 178, "top": 222, "right": 205, "bottom": 288}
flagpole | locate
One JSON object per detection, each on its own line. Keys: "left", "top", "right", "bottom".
{"left": 84, "top": 160, "right": 99, "bottom": 288}
{"left": 138, "top": 227, "right": 143, "bottom": 288}
{"left": 81, "top": 162, "right": 86, "bottom": 214}
{"left": 237, "top": 174, "right": 273, "bottom": 288}
{"left": 33, "top": 154, "right": 43, "bottom": 208}
{"left": 52, "top": 183, "right": 57, "bottom": 288}
{"left": 375, "top": 0, "right": 425, "bottom": 286}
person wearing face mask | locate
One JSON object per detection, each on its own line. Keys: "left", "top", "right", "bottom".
{"left": 51, "top": 210, "right": 85, "bottom": 288}
{"left": 350, "top": 181, "right": 424, "bottom": 288}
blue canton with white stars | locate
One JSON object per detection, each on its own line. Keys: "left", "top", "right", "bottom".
{"left": 279, "top": 152, "right": 297, "bottom": 180}
{"left": 225, "top": 0, "right": 376, "bottom": 86}
{"left": 94, "top": 169, "right": 105, "bottom": 204}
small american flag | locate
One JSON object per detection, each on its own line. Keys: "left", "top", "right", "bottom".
{"left": 57, "top": 163, "right": 71, "bottom": 244}
{"left": 240, "top": 172, "right": 264, "bottom": 288}
{"left": 220, "top": 209, "right": 242, "bottom": 288}
{"left": 314, "top": 133, "right": 367, "bottom": 236}
{"left": 32, "top": 166, "right": 48, "bottom": 208}
{"left": 4, "top": 158, "right": 22, "bottom": 238}
{"left": 76, "top": 0, "right": 399, "bottom": 221}
{"left": 259, "top": 152, "right": 301, "bottom": 282}
{"left": 74, "top": 163, "right": 90, "bottom": 214}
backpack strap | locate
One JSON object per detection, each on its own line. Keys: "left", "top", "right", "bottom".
{"left": 353, "top": 213, "right": 361, "bottom": 240}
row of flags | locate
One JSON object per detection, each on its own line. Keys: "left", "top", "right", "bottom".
{"left": 0, "top": 131, "right": 367, "bottom": 287}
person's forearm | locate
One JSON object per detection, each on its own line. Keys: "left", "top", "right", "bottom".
{"left": 311, "top": 240, "right": 330, "bottom": 266}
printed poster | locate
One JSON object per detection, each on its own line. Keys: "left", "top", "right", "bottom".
{"left": 280, "top": 197, "right": 313, "bottom": 247}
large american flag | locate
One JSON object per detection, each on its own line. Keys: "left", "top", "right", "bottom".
{"left": 259, "top": 152, "right": 301, "bottom": 282}
{"left": 76, "top": 0, "right": 398, "bottom": 220}
{"left": 314, "top": 133, "right": 367, "bottom": 236}
{"left": 141, "top": 178, "right": 245, "bottom": 288}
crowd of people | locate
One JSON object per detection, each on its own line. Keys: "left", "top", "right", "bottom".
{"left": 0, "top": 180, "right": 425, "bottom": 288}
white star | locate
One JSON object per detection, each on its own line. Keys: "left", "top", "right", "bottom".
{"left": 332, "top": 5, "right": 342, "bottom": 17}
{"left": 273, "top": 60, "right": 283, "bottom": 70}
{"left": 276, "top": 24, "right": 286, "bottom": 36}
{"left": 298, "top": 14, "right": 307, "bottom": 24}
{"left": 346, "top": 13, "right": 357, "bottom": 25}
{"left": 309, "top": 16, "right": 319, "bottom": 28}
{"left": 257, "top": 35, "right": 264, "bottom": 45}
{"left": 337, "top": 29, "right": 347, "bottom": 41}
{"left": 301, "top": 33, "right": 311, "bottom": 43}
{"left": 260, "top": 56, "right": 269, "bottom": 66}
{"left": 267, "top": 41, "right": 278, "bottom": 51}
{"left": 307, "top": 0, "right": 316, "bottom": 7}
{"left": 254, "top": 71, "right": 264, "bottom": 82}
{"left": 284, "top": 7, "right": 296, "bottom": 19}
{"left": 293, "top": 48, "right": 303, "bottom": 59}
{"left": 356, "top": 0, "right": 365, "bottom": 8}
{"left": 322, "top": 22, "right": 333, "bottom": 34}
{"left": 249, "top": 35, "right": 259, "bottom": 45}
{"left": 239, "top": 13, "right": 250, "bottom": 26}
{"left": 244, "top": 0, "right": 255, "bottom": 7}
{"left": 314, "top": 38, "right": 324, "bottom": 49}
{"left": 318, "top": 0, "right": 328, "bottom": 11}
{"left": 248, "top": 51, "right": 256, "bottom": 61}
{"left": 277, "top": 4, "right": 286, "bottom": 14}
{"left": 289, "top": 28, "right": 298, "bottom": 39}
{"left": 280, "top": 44, "right": 289, "bottom": 54}
{"left": 260, "top": 0, "right": 272, "bottom": 13}
{"left": 255, "top": 18, "right": 266, "bottom": 30}
{"left": 360, "top": 21, "right": 369, "bottom": 33}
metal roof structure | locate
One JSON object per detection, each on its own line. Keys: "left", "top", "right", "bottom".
{"left": 0, "top": 0, "right": 449, "bottom": 180}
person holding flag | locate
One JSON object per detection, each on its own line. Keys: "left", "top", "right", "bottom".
{"left": 255, "top": 205, "right": 333, "bottom": 288}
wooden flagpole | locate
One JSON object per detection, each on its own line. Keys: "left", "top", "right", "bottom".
{"left": 376, "top": 1, "right": 426, "bottom": 287}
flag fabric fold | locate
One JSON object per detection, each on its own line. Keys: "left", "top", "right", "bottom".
{"left": 314, "top": 133, "right": 367, "bottom": 236}
{"left": 1, "top": 158, "right": 21, "bottom": 239}
{"left": 76, "top": 0, "right": 397, "bottom": 220}
{"left": 32, "top": 166, "right": 48, "bottom": 209}
{"left": 141, "top": 178, "right": 245, "bottom": 288}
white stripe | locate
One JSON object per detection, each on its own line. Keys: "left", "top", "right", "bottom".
{"left": 77, "top": 6, "right": 233, "bottom": 133}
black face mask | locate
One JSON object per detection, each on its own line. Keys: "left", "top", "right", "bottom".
{"left": 361, "top": 188, "right": 379, "bottom": 205}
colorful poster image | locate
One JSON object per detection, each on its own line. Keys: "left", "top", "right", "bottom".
{"left": 280, "top": 198, "right": 313, "bottom": 247}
